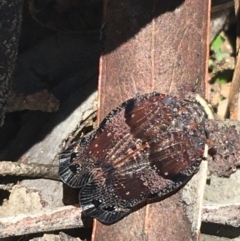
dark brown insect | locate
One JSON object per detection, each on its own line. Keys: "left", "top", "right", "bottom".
{"left": 59, "top": 92, "right": 207, "bottom": 224}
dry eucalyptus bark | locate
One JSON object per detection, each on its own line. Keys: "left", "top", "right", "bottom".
{"left": 0, "top": 0, "right": 24, "bottom": 125}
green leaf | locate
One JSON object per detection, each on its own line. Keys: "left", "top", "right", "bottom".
{"left": 211, "top": 35, "right": 227, "bottom": 61}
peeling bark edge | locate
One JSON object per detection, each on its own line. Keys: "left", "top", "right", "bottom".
{"left": 202, "top": 203, "right": 240, "bottom": 228}
{"left": 0, "top": 206, "right": 84, "bottom": 238}
{"left": 0, "top": 203, "right": 239, "bottom": 238}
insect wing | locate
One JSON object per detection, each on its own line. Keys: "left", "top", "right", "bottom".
{"left": 58, "top": 133, "right": 96, "bottom": 188}
{"left": 59, "top": 92, "right": 207, "bottom": 223}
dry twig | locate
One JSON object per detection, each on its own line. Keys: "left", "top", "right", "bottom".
{"left": 228, "top": 0, "right": 240, "bottom": 119}
{"left": 0, "top": 161, "right": 60, "bottom": 180}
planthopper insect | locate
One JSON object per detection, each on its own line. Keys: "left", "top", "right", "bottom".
{"left": 59, "top": 91, "right": 209, "bottom": 224}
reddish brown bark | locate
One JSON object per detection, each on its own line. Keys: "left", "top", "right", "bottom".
{"left": 93, "top": 0, "right": 210, "bottom": 240}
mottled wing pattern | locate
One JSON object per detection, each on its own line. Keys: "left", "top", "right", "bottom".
{"left": 80, "top": 180, "right": 132, "bottom": 224}
{"left": 97, "top": 92, "right": 205, "bottom": 204}
{"left": 58, "top": 92, "right": 207, "bottom": 224}
{"left": 58, "top": 133, "right": 96, "bottom": 188}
